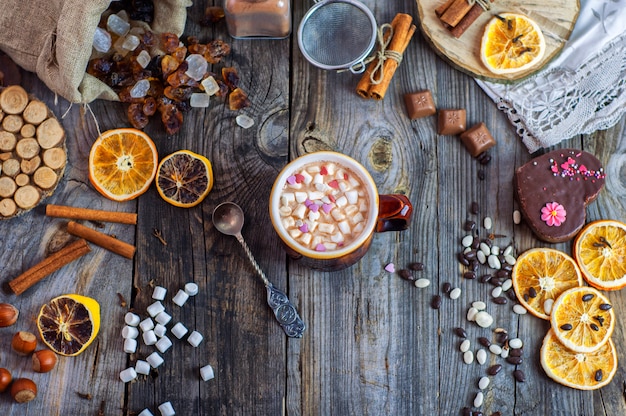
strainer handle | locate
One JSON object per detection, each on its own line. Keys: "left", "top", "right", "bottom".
{"left": 349, "top": 61, "right": 367, "bottom": 74}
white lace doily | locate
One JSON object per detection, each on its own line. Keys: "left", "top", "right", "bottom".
{"left": 476, "top": 0, "right": 626, "bottom": 152}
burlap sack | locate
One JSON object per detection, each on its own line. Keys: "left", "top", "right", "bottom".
{"left": 0, "top": 0, "right": 191, "bottom": 104}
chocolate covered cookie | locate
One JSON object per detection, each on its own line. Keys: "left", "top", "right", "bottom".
{"left": 514, "top": 149, "right": 606, "bottom": 243}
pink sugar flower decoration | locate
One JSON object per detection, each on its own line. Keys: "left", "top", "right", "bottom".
{"left": 541, "top": 202, "right": 566, "bottom": 227}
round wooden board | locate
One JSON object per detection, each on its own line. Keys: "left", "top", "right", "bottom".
{"left": 416, "top": 0, "right": 580, "bottom": 82}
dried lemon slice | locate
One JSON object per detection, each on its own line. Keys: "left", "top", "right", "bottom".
{"left": 480, "top": 13, "right": 546, "bottom": 75}
{"left": 574, "top": 220, "right": 626, "bottom": 291}
{"left": 88, "top": 128, "right": 158, "bottom": 201}
{"left": 156, "top": 150, "right": 213, "bottom": 208}
{"left": 550, "top": 287, "right": 615, "bottom": 353}
{"left": 541, "top": 329, "right": 617, "bottom": 390}
{"left": 37, "top": 294, "right": 100, "bottom": 357}
{"left": 511, "top": 248, "right": 582, "bottom": 320}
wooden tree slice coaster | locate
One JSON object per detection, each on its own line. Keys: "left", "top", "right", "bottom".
{"left": 0, "top": 85, "right": 67, "bottom": 219}
{"left": 416, "top": 0, "right": 580, "bottom": 83}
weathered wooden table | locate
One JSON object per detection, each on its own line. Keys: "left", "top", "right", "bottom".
{"left": 2, "top": 1, "right": 626, "bottom": 415}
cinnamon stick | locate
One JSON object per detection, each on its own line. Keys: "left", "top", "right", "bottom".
{"left": 46, "top": 204, "right": 137, "bottom": 225}
{"left": 67, "top": 221, "right": 136, "bottom": 259}
{"left": 355, "top": 15, "right": 397, "bottom": 99}
{"left": 369, "top": 14, "right": 416, "bottom": 100}
{"left": 439, "top": 0, "right": 473, "bottom": 27}
{"left": 435, "top": 0, "right": 457, "bottom": 17}
{"left": 8, "top": 238, "right": 91, "bottom": 295}
{"left": 449, "top": 1, "right": 493, "bottom": 38}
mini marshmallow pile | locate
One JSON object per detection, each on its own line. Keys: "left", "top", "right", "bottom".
{"left": 279, "top": 162, "right": 369, "bottom": 252}
{"left": 119, "top": 283, "right": 215, "bottom": 416}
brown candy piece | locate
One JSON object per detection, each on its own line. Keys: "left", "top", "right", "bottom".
{"left": 437, "top": 109, "right": 466, "bottom": 135}
{"left": 404, "top": 90, "right": 436, "bottom": 120}
{"left": 459, "top": 122, "right": 495, "bottom": 157}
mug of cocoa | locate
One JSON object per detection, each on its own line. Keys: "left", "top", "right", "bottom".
{"left": 269, "top": 151, "right": 412, "bottom": 271}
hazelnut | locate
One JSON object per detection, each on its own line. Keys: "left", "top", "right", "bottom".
{"left": 10, "top": 378, "right": 37, "bottom": 403}
{"left": 11, "top": 331, "right": 37, "bottom": 355}
{"left": 32, "top": 349, "right": 58, "bottom": 373}
{"left": 0, "top": 368, "right": 12, "bottom": 392}
{"left": 0, "top": 303, "right": 19, "bottom": 327}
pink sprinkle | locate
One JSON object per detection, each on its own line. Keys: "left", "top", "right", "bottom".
{"left": 320, "top": 166, "right": 328, "bottom": 175}
{"left": 299, "top": 223, "right": 309, "bottom": 233}
{"left": 385, "top": 263, "right": 395, "bottom": 273}
{"left": 328, "top": 195, "right": 336, "bottom": 203}
{"left": 286, "top": 175, "right": 296, "bottom": 185}
{"left": 295, "top": 174, "right": 305, "bottom": 183}
{"left": 322, "top": 203, "right": 333, "bottom": 214}
{"left": 328, "top": 180, "right": 339, "bottom": 189}
{"left": 344, "top": 173, "right": 349, "bottom": 180}
{"left": 309, "top": 204, "right": 319, "bottom": 213}
{"left": 315, "top": 243, "right": 326, "bottom": 252}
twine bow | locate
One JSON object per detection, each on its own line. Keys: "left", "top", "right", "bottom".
{"left": 369, "top": 23, "right": 404, "bottom": 85}
{"left": 469, "top": 0, "right": 491, "bottom": 11}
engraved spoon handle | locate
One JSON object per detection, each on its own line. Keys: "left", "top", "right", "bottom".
{"left": 235, "top": 234, "right": 306, "bottom": 338}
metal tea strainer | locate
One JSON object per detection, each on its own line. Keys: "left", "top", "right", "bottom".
{"left": 298, "top": 0, "right": 377, "bottom": 73}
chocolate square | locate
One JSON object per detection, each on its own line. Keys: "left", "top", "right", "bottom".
{"left": 438, "top": 109, "right": 466, "bottom": 135}
{"left": 459, "top": 122, "right": 496, "bottom": 157}
{"left": 404, "top": 90, "right": 436, "bottom": 120}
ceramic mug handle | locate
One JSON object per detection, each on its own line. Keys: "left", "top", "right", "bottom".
{"left": 376, "top": 194, "right": 413, "bottom": 232}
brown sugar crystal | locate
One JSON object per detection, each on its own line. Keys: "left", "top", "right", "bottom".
{"left": 438, "top": 109, "right": 466, "bottom": 135}
{"left": 404, "top": 90, "right": 436, "bottom": 120}
{"left": 459, "top": 122, "right": 496, "bottom": 157}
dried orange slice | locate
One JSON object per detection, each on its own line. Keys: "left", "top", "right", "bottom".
{"left": 574, "top": 220, "right": 626, "bottom": 291}
{"left": 156, "top": 150, "right": 213, "bottom": 208}
{"left": 480, "top": 13, "right": 546, "bottom": 75}
{"left": 36, "top": 294, "right": 101, "bottom": 357}
{"left": 550, "top": 286, "right": 615, "bottom": 353}
{"left": 512, "top": 248, "right": 582, "bottom": 320}
{"left": 540, "top": 329, "right": 617, "bottom": 390}
{"left": 88, "top": 128, "right": 158, "bottom": 201}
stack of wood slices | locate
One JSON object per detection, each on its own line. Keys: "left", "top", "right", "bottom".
{"left": 0, "top": 85, "right": 66, "bottom": 218}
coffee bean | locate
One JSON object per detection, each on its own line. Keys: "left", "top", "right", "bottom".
{"left": 506, "top": 356, "right": 523, "bottom": 365}
{"left": 461, "top": 407, "right": 472, "bottom": 416}
{"left": 464, "top": 251, "right": 477, "bottom": 261}
{"left": 454, "top": 327, "right": 467, "bottom": 338}
{"left": 509, "top": 348, "right": 523, "bottom": 357}
{"left": 491, "top": 412, "right": 502, "bottom": 416}
{"left": 398, "top": 269, "right": 414, "bottom": 281}
{"left": 478, "top": 337, "right": 491, "bottom": 347}
{"left": 479, "top": 274, "right": 492, "bottom": 283}
{"left": 506, "top": 289, "right": 518, "bottom": 301}
{"left": 487, "top": 364, "right": 502, "bottom": 376}
{"left": 409, "top": 262, "right": 425, "bottom": 271}
{"left": 458, "top": 252, "right": 470, "bottom": 266}
{"left": 464, "top": 220, "right": 476, "bottom": 231}
{"left": 431, "top": 295, "right": 442, "bottom": 309}
{"left": 513, "top": 369, "right": 526, "bottom": 382}
{"left": 493, "top": 296, "right": 508, "bottom": 305}
{"left": 496, "top": 332, "right": 509, "bottom": 344}
{"left": 471, "top": 237, "right": 481, "bottom": 249}
{"left": 478, "top": 153, "right": 491, "bottom": 165}
{"left": 470, "top": 202, "right": 480, "bottom": 215}
{"left": 464, "top": 271, "right": 477, "bottom": 280}
{"left": 595, "top": 369, "right": 603, "bottom": 382}
{"left": 489, "top": 277, "right": 503, "bottom": 287}
{"left": 495, "top": 270, "right": 510, "bottom": 279}
{"left": 442, "top": 282, "right": 452, "bottom": 294}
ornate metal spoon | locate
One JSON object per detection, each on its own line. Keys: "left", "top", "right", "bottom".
{"left": 212, "top": 202, "right": 305, "bottom": 338}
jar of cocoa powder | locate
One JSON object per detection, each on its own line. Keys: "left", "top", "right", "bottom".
{"left": 224, "top": 0, "right": 291, "bottom": 39}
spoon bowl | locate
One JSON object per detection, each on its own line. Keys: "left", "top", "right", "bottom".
{"left": 212, "top": 202, "right": 245, "bottom": 236}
